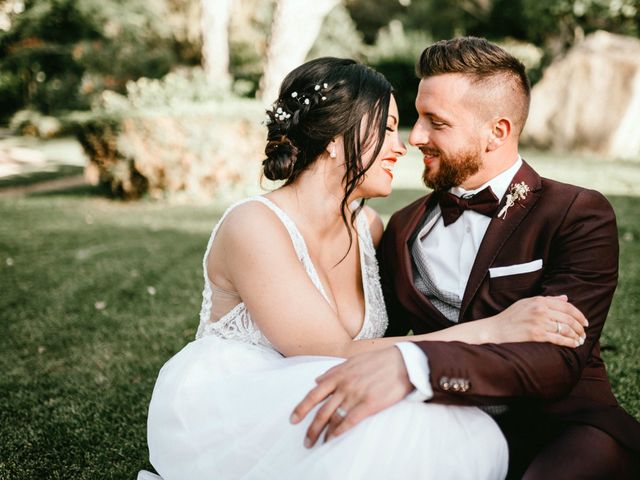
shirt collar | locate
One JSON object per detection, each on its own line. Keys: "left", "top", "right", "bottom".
{"left": 450, "top": 155, "right": 522, "bottom": 201}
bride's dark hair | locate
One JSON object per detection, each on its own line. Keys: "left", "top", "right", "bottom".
{"left": 263, "top": 57, "right": 392, "bottom": 257}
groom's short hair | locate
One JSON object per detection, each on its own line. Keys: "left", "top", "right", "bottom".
{"left": 417, "top": 37, "right": 531, "bottom": 135}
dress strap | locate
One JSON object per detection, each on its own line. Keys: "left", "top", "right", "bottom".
{"left": 246, "top": 196, "right": 331, "bottom": 303}
{"left": 244, "top": 196, "right": 311, "bottom": 261}
{"left": 196, "top": 196, "right": 331, "bottom": 338}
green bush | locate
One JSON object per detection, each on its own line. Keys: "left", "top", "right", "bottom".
{"left": 228, "top": 0, "right": 274, "bottom": 98}
{"left": 0, "top": 71, "right": 23, "bottom": 122}
{"left": 70, "top": 69, "right": 267, "bottom": 201}
{"left": 308, "top": 4, "right": 368, "bottom": 61}
{"left": 0, "top": 38, "right": 89, "bottom": 115}
{"left": 0, "top": 0, "right": 180, "bottom": 121}
{"left": 371, "top": 58, "right": 421, "bottom": 127}
{"left": 366, "top": 22, "right": 432, "bottom": 127}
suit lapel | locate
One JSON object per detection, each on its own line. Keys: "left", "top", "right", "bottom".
{"left": 459, "top": 160, "right": 543, "bottom": 320}
{"left": 396, "top": 194, "right": 453, "bottom": 328}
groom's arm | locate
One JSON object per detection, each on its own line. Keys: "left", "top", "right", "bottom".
{"left": 414, "top": 188, "right": 618, "bottom": 404}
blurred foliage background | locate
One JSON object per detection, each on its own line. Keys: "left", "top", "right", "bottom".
{"left": 3, "top": 0, "right": 639, "bottom": 120}
{"left": 1, "top": 0, "right": 639, "bottom": 199}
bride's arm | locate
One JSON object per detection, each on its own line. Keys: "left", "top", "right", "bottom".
{"left": 344, "top": 295, "right": 587, "bottom": 357}
{"left": 217, "top": 203, "right": 586, "bottom": 359}
{"left": 216, "top": 202, "right": 355, "bottom": 357}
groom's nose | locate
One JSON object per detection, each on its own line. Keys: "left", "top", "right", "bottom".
{"left": 408, "top": 119, "right": 429, "bottom": 147}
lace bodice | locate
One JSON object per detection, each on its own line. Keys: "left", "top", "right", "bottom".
{"left": 195, "top": 196, "right": 388, "bottom": 350}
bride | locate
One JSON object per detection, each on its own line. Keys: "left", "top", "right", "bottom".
{"left": 139, "top": 57, "right": 585, "bottom": 480}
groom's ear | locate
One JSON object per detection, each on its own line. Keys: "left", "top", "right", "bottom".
{"left": 486, "top": 118, "right": 511, "bottom": 152}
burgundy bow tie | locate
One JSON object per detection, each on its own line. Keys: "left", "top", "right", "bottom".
{"left": 438, "top": 186, "right": 500, "bottom": 226}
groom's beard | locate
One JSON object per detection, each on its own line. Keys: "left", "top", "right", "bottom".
{"left": 422, "top": 145, "right": 482, "bottom": 192}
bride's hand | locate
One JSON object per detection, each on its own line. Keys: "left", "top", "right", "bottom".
{"left": 486, "top": 295, "right": 588, "bottom": 347}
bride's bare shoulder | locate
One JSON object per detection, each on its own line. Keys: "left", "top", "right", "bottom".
{"left": 216, "top": 200, "right": 292, "bottom": 251}
{"left": 362, "top": 205, "right": 384, "bottom": 248}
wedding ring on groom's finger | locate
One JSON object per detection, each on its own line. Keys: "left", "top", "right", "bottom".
{"left": 335, "top": 406, "right": 348, "bottom": 419}
{"left": 556, "top": 321, "right": 562, "bottom": 334}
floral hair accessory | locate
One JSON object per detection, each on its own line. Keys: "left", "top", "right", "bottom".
{"left": 263, "top": 82, "right": 330, "bottom": 126}
{"left": 497, "top": 181, "right": 530, "bottom": 219}
{"left": 293, "top": 83, "right": 329, "bottom": 107}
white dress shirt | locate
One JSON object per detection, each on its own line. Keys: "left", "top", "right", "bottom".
{"left": 395, "top": 156, "right": 523, "bottom": 401}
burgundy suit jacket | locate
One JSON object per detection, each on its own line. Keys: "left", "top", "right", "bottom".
{"left": 378, "top": 160, "right": 640, "bottom": 452}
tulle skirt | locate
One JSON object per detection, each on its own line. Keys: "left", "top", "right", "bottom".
{"left": 140, "top": 335, "right": 508, "bottom": 479}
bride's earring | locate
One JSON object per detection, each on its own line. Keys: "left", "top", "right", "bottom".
{"left": 330, "top": 146, "right": 337, "bottom": 158}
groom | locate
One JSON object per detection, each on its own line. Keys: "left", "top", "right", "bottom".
{"left": 293, "top": 37, "right": 640, "bottom": 478}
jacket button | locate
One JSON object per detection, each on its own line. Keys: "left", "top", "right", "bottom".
{"left": 439, "top": 376, "right": 450, "bottom": 391}
{"left": 451, "top": 380, "right": 461, "bottom": 392}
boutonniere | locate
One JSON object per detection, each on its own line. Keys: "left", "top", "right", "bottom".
{"left": 497, "top": 181, "right": 530, "bottom": 219}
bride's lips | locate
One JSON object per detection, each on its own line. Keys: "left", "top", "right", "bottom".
{"left": 381, "top": 157, "right": 397, "bottom": 178}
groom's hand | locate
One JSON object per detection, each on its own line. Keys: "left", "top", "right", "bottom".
{"left": 291, "top": 347, "right": 413, "bottom": 447}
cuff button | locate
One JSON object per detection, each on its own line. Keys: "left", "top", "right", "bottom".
{"left": 439, "top": 376, "right": 450, "bottom": 391}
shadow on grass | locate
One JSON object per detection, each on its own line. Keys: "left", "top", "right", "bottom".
{"left": 0, "top": 165, "right": 84, "bottom": 190}
{"left": 28, "top": 182, "right": 113, "bottom": 198}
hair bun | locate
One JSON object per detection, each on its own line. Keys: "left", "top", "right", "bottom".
{"left": 262, "top": 136, "right": 299, "bottom": 181}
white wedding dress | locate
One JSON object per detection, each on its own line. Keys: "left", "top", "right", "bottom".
{"left": 139, "top": 196, "right": 508, "bottom": 480}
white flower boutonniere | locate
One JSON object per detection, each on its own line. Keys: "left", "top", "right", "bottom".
{"left": 497, "top": 181, "right": 530, "bottom": 219}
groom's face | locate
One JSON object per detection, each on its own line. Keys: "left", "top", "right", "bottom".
{"left": 409, "top": 74, "right": 487, "bottom": 191}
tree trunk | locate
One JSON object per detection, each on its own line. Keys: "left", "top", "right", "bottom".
{"left": 259, "top": 0, "right": 340, "bottom": 103}
{"left": 200, "top": 0, "right": 232, "bottom": 87}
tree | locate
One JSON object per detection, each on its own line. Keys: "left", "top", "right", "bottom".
{"left": 259, "top": 0, "right": 340, "bottom": 103}
{"left": 200, "top": 0, "right": 232, "bottom": 87}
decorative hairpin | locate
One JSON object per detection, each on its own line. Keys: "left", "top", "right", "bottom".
{"left": 290, "top": 83, "right": 329, "bottom": 106}
{"left": 263, "top": 82, "right": 329, "bottom": 126}
{"left": 263, "top": 105, "right": 291, "bottom": 125}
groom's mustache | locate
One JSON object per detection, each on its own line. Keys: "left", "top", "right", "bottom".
{"left": 419, "top": 146, "right": 440, "bottom": 157}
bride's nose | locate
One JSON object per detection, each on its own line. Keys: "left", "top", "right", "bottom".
{"left": 394, "top": 134, "right": 407, "bottom": 157}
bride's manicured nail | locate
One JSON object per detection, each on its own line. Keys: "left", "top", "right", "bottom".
{"left": 579, "top": 336, "right": 585, "bottom": 345}
{"left": 290, "top": 413, "right": 299, "bottom": 424}
{"left": 304, "top": 437, "right": 312, "bottom": 448}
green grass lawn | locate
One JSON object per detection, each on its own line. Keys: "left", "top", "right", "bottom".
{"left": 1, "top": 151, "right": 639, "bottom": 479}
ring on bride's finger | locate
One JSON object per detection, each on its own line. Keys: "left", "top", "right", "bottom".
{"left": 556, "top": 321, "right": 562, "bottom": 334}
{"left": 335, "top": 406, "right": 348, "bottom": 419}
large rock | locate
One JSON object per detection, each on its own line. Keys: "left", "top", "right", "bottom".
{"left": 522, "top": 31, "right": 640, "bottom": 159}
